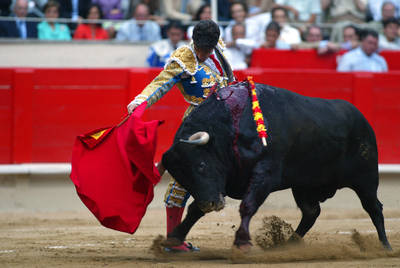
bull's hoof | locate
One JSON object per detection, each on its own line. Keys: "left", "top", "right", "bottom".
{"left": 383, "top": 242, "right": 392, "bottom": 251}
{"left": 160, "top": 237, "right": 183, "bottom": 248}
{"left": 234, "top": 243, "right": 252, "bottom": 253}
{"left": 287, "top": 233, "right": 303, "bottom": 244}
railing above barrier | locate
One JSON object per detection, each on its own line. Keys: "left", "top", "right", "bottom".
{"left": 1, "top": 67, "right": 400, "bottom": 164}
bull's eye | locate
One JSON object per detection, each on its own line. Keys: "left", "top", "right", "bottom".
{"left": 198, "top": 161, "right": 206, "bottom": 173}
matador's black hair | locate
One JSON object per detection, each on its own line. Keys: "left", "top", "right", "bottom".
{"left": 192, "top": 20, "right": 220, "bottom": 50}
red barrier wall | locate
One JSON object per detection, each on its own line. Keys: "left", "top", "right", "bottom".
{"left": 1, "top": 67, "right": 400, "bottom": 164}
{"left": 250, "top": 49, "right": 400, "bottom": 71}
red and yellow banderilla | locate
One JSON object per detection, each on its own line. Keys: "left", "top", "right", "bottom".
{"left": 247, "top": 76, "right": 268, "bottom": 146}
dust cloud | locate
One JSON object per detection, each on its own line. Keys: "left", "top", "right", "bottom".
{"left": 151, "top": 216, "right": 400, "bottom": 264}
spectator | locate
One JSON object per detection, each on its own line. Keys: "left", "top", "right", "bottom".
{"left": 92, "top": 0, "right": 124, "bottom": 20}
{"left": 58, "top": 0, "right": 92, "bottom": 21}
{"left": 160, "top": 0, "right": 203, "bottom": 21}
{"left": 321, "top": 0, "right": 367, "bottom": 23}
{"left": 342, "top": 24, "right": 361, "bottom": 49}
{"left": 116, "top": 3, "right": 161, "bottom": 42}
{"left": 224, "top": 1, "right": 249, "bottom": 43}
{"left": 293, "top": 24, "right": 358, "bottom": 55}
{"left": 192, "top": 3, "right": 212, "bottom": 21}
{"left": 128, "top": 0, "right": 162, "bottom": 21}
{"left": 337, "top": 29, "right": 388, "bottom": 72}
{"left": 128, "top": 0, "right": 159, "bottom": 16}
{"left": 73, "top": 4, "right": 109, "bottom": 40}
{"left": 343, "top": 25, "right": 360, "bottom": 42}
{"left": 309, "top": 25, "right": 342, "bottom": 54}
{"left": 245, "top": 10, "right": 273, "bottom": 44}
{"left": 271, "top": 6, "right": 301, "bottom": 45}
{"left": 224, "top": 23, "right": 255, "bottom": 70}
{"left": 147, "top": 21, "right": 186, "bottom": 67}
{"left": 379, "top": 17, "right": 400, "bottom": 49}
{"left": 305, "top": 25, "right": 323, "bottom": 42}
{"left": 186, "top": 4, "right": 224, "bottom": 40}
{"left": 368, "top": 1, "right": 398, "bottom": 34}
{"left": 292, "top": 24, "right": 338, "bottom": 53}
{"left": 225, "top": 1, "right": 271, "bottom": 44}
{"left": 0, "top": 0, "right": 38, "bottom": 38}
{"left": 260, "top": 21, "right": 291, "bottom": 49}
{"left": 38, "top": 0, "right": 71, "bottom": 40}
{"left": 367, "top": 0, "right": 400, "bottom": 21}
{"left": 273, "top": 0, "right": 321, "bottom": 23}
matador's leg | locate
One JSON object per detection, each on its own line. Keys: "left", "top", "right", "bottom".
{"left": 162, "top": 177, "right": 200, "bottom": 252}
{"left": 164, "top": 178, "right": 191, "bottom": 233}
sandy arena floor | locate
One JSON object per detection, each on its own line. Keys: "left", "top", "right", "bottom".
{"left": 0, "top": 174, "right": 400, "bottom": 267}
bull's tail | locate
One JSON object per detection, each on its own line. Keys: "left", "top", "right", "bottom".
{"left": 345, "top": 102, "right": 379, "bottom": 187}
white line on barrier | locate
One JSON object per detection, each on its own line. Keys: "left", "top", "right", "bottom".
{"left": 0, "top": 163, "right": 71, "bottom": 175}
{"left": 0, "top": 163, "right": 399, "bottom": 175}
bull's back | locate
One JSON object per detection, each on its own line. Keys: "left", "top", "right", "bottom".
{"left": 258, "top": 84, "right": 356, "bottom": 146}
{"left": 256, "top": 84, "right": 378, "bottom": 187}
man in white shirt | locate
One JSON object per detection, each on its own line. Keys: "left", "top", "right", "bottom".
{"left": 224, "top": 1, "right": 265, "bottom": 43}
{"left": 225, "top": 23, "right": 256, "bottom": 70}
{"left": 271, "top": 6, "right": 301, "bottom": 45}
{"left": 116, "top": 3, "right": 161, "bottom": 42}
{"left": 260, "top": 21, "right": 291, "bottom": 49}
{"left": 379, "top": 17, "right": 400, "bottom": 50}
{"left": 337, "top": 29, "right": 388, "bottom": 72}
{"left": 368, "top": 0, "right": 400, "bottom": 21}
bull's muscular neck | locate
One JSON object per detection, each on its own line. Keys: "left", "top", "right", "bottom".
{"left": 217, "top": 82, "right": 252, "bottom": 164}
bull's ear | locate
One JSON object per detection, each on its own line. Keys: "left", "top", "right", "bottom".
{"left": 179, "top": 131, "right": 209, "bottom": 145}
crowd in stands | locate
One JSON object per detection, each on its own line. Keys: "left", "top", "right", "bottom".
{"left": 1, "top": 0, "right": 400, "bottom": 72}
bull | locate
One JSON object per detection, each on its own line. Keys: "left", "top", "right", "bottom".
{"left": 161, "top": 81, "right": 392, "bottom": 251}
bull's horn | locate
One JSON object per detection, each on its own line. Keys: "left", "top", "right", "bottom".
{"left": 180, "top": 131, "right": 210, "bottom": 145}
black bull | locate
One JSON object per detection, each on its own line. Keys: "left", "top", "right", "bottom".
{"left": 162, "top": 81, "right": 392, "bottom": 250}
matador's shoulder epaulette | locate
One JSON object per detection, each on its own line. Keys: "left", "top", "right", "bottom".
{"left": 217, "top": 38, "right": 226, "bottom": 51}
{"left": 165, "top": 45, "right": 199, "bottom": 76}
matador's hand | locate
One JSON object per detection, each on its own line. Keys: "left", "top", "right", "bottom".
{"left": 127, "top": 100, "right": 139, "bottom": 114}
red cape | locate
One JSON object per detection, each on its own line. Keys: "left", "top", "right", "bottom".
{"left": 70, "top": 102, "right": 163, "bottom": 234}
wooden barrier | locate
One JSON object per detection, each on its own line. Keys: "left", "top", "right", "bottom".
{"left": 0, "top": 67, "right": 399, "bottom": 164}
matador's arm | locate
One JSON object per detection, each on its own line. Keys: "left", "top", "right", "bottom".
{"left": 130, "top": 61, "right": 184, "bottom": 108}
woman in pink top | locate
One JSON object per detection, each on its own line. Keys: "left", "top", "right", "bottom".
{"left": 73, "top": 4, "right": 109, "bottom": 40}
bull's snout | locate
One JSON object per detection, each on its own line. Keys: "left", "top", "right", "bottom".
{"left": 198, "top": 193, "right": 225, "bottom": 213}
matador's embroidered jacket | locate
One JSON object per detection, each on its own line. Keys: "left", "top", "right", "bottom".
{"left": 132, "top": 40, "right": 235, "bottom": 115}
